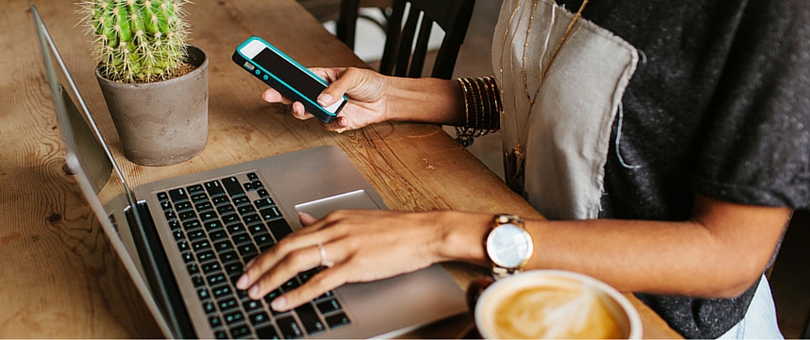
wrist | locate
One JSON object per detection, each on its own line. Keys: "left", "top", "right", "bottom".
{"left": 432, "top": 211, "right": 492, "bottom": 265}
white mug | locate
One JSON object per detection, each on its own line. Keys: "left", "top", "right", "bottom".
{"left": 473, "top": 270, "right": 642, "bottom": 339}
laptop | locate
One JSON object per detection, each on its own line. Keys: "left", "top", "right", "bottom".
{"left": 31, "top": 5, "right": 467, "bottom": 339}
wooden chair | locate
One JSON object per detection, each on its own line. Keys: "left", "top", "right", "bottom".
{"left": 337, "top": 0, "right": 476, "bottom": 79}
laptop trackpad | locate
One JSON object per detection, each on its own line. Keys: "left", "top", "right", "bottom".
{"left": 295, "top": 190, "right": 381, "bottom": 219}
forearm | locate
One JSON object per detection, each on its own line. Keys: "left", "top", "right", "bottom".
{"left": 436, "top": 199, "right": 789, "bottom": 298}
{"left": 382, "top": 76, "right": 466, "bottom": 125}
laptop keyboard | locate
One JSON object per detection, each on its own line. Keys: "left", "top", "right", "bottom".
{"left": 157, "top": 171, "right": 350, "bottom": 339}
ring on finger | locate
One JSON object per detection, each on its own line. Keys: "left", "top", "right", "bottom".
{"left": 317, "top": 243, "right": 334, "bottom": 267}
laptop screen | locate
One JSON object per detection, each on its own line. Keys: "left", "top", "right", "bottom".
{"left": 31, "top": 5, "right": 175, "bottom": 337}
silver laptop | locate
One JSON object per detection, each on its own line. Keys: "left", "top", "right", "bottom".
{"left": 32, "top": 5, "right": 466, "bottom": 339}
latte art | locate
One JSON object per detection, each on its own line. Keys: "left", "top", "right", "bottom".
{"left": 490, "top": 279, "right": 624, "bottom": 338}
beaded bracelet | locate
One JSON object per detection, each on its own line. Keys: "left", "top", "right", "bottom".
{"left": 454, "top": 76, "right": 501, "bottom": 147}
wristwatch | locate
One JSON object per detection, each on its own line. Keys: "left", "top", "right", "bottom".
{"left": 485, "top": 214, "right": 533, "bottom": 279}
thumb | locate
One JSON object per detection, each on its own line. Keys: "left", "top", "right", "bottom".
{"left": 317, "top": 67, "right": 365, "bottom": 107}
{"left": 298, "top": 212, "right": 319, "bottom": 226}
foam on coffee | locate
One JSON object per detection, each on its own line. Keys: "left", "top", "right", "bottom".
{"left": 487, "top": 277, "right": 625, "bottom": 338}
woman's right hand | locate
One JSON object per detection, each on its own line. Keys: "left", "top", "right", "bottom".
{"left": 262, "top": 67, "right": 390, "bottom": 133}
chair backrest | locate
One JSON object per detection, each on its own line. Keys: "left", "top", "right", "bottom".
{"left": 337, "top": 0, "right": 476, "bottom": 79}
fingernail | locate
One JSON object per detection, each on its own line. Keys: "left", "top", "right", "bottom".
{"left": 236, "top": 274, "right": 249, "bottom": 290}
{"left": 317, "top": 94, "right": 333, "bottom": 106}
{"left": 271, "top": 296, "right": 287, "bottom": 311}
{"left": 249, "top": 285, "right": 259, "bottom": 299}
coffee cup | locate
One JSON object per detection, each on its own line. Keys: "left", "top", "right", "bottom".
{"left": 472, "top": 270, "right": 642, "bottom": 339}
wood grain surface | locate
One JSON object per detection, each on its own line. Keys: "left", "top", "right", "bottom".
{"left": 0, "top": 0, "right": 678, "bottom": 337}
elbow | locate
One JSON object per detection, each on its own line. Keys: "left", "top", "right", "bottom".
{"left": 703, "top": 258, "right": 767, "bottom": 299}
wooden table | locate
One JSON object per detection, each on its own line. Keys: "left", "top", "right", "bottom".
{"left": 0, "top": 0, "right": 679, "bottom": 338}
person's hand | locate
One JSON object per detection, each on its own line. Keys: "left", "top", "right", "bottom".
{"left": 234, "top": 210, "right": 471, "bottom": 312}
{"left": 262, "top": 67, "right": 389, "bottom": 133}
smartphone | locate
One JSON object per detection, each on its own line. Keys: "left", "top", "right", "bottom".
{"left": 232, "top": 36, "right": 346, "bottom": 124}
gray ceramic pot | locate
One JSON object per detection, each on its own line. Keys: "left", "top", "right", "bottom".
{"left": 95, "top": 46, "right": 209, "bottom": 166}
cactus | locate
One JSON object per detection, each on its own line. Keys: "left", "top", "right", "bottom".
{"left": 78, "top": 0, "right": 191, "bottom": 83}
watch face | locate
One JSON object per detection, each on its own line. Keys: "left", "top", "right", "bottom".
{"left": 487, "top": 223, "right": 532, "bottom": 268}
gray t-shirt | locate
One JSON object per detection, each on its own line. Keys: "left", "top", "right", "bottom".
{"left": 559, "top": 0, "right": 810, "bottom": 337}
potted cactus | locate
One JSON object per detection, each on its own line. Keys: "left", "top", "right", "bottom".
{"left": 78, "top": 0, "right": 208, "bottom": 166}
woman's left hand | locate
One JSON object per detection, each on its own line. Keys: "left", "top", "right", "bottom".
{"left": 234, "top": 210, "right": 478, "bottom": 312}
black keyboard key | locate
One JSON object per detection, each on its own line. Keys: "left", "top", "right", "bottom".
{"left": 156, "top": 192, "right": 169, "bottom": 202}
{"left": 281, "top": 277, "right": 300, "bottom": 292}
{"left": 295, "top": 303, "right": 326, "bottom": 335}
{"left": 160, "top": 200, "right": 172, "bottom": 211}
{"left": 232, "top": 233, "right": 252, "bottom": 246}
{"left": 187, "top": 184, "right": 205, "bottom": 194}
{"left": 209, "top": 230, "right": 229, "bottom": 242}
{"left": 218, "top": 297, "right": 239, "bottom": 311}
{"left": 243, "top": 182, "right": 254, "bottom": 191}
{"left": 178, "top": 211, "right": 197, "bottom": 221}
{"left": 197, "top": 288, "right": 210, "bottom": 300}
{"left": 324, "top": 312, "right": 351, "bottom": 329}
{"left": 254, "top": 234, "right": 275, "bottom": 251}
{"left": 191, "top": 275, "right": 205, "bottom": 288}
{"left": 238, "top": 205, "right": 256, "bottom": 216}
{"left": 205, "top": 180, "right": 225, "bottom": 197}
{"left": 202, "top": 300, "right": 216, "bottom": 314}
{"left": 174, "top": 201, "right": 192, "bottom": 212}
{"left": 237, "top": 244, "right": 258, "bottom": 258}
{"left": 181, "top": 252, "right": 194, "bottom": 264}
{"left": 212, "top": 195, "right": 230, "bottom": 206}
{"left": 249, "top": 311, "right": 271, "bottom": 326}
{"left": 242, "top": 299, "right": 263, "bottom": 313}
{"left": 209, "top": 315, "right": 222, "bottom": 328}
{"left": 177, "top": 240, "right": 189, "bottom": 252}
{"left": 223, "top": 310, "right": 245, "bottom": 326}
{"left": 202, "top": 262, "right": 222, "bottom": 275}
{"left": 187, "top": 229, "right": 206, "bottom": 241}
{"left": 214, "top": 330, "right": 227, "bottom": 339}
{"left": 183, "top": 219, "right": 202, "bottom": 231}
{"left": 255, "top": 325, "right": 281, "bottom": 339}
{"left": 187, "top": 263, "right": 200, "bottom": 275}
{"left": 169, "top": 220, "right": 181, "bottom": 231}
{"left": 192, "top": 240, "right": 211, "bottom": 252}
{"left": 227, "top": 223, "right": 246, "bottom": 235}
{"left": 257, "top": 189, "right": 270, "bottom": 198}
{"left": 197, "top": 250, "right": 216, "bottom": 263}
{"left": 217, "top": 204, "right": 236, "bottom": 215}
{"left": 247, "top": 223, "right": 268, "bottom": 235}
{"left": 207, "top": 273, "right": 228, "bottom": 287}
{"left": 224, "top": 262, "right": 243, "bottom": 276}
{"left": 204, "top": 220, "right": 224, "bottom": 231}
{"left": 316, "top": 299, "right": 342, "bottom": 315}
{"left": 254, "top": 198, "right": 275, "bottom": 209}
{"left": 191, "top": 192, "right": 209, "bottom": 203}
{"left": 315, "top": 290, "right": 334, "bottom": 301}
{"left": 212, "top": 285, "right": 233, "bottom": 299}
{"left": 172, "top": 230, "right": 184, "bottom": 241}
{"left": 263, "top": 289, "right": 283, "bottom": 304}
{"left": 252, "top": 180, "right": 265, "bottom": 190}
{"left": 276, "top": 315, "right": 304, "bottom": 339}
{"left": 247, "top": 173, "right": 259, "bottom": 181}
{"left": 215, "top": 240, "right": 234, "bottom": 253}
{"left": 259, "top": 207, "right": 282, "bottom": 221}
{"left": 267, "top": 219, "right": 293, "bottom": 240}
{"left": 222, "top": 177, "right": 246, "bottom": 197}
{"left": 199, "top": 211, "right": 218, "bottom": 222}
{"left": 195, "top": 201, "right": 213, "bottom": 212}
{"left": 169, "top": 188, "right": 189, "bottom": 203}
{"left": 164, "top": 210, "right": 176, "bottom": 221}
{"left": 219, "top": 251, "right": 239, "bottom": 264}
{"left": 222, "top": 214, "right": 241, "bottom": 225}
{"left": 232, "top": 196, "right": 251, "bottom": 206}
{"left": 229, "top": 324, "right": 250, "bottom": 338}
{"left": 243, "top": 214, "right": 262, "bottom": 226}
